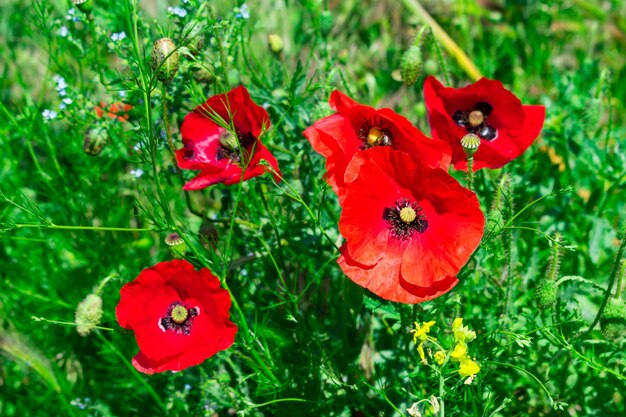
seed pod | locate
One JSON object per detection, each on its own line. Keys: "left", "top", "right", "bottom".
{"left": 72, "top": 0, "right": 93, "bottom": 15}
{"left": 600, "top": 298, "right": 626, "bottom": 339}
{"left": 151, "top": 38, "right": 179, "bottom": 83}
{"left": 75, "top": 294, "right": 103, "bottom": 336}
{"left": 535, "top": 278, "right": 558, "bottom": 309}
{"left": 83, "top": 125, "right": 108, "bottom": 156}
{"left": 319, "top": 10, "right": 333, "bottom": 37}
{"left": 165, "top": 232, "right": 187, "bottom": 258}
{"left": 461, "top": 133, "right": 481, "bottom": 157}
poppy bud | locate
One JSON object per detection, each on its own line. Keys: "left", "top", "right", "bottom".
{"left": 400, "top": 45, "right": 423, "bottom": 86}
{"left": 600, "top": 298, "right": 626, "bottom": 339}
{"left": 460, "top": 133, "right": 481, "bottom": 157}
{"left": 83, "top": 125, "right": 108, "bottom": 156}
{"left": 535, "top": 278, "right": 557, "bottom": 309}
{"left": 267, "top": 33, "right": 284, "bottom": 55}
{"left": 165, "top": 232, "right": 187, "bottom": 258}
{"left": 183, "top": 22, "right": 205, "bottom": 55}
{"left": 319, "top": 10, "right": 333, "bottom": 37}
{"left": 75, "top": 294, "right": 103, "bottom": 336}
{"left": 219, "top": 130, "right": 240, "bottom": 151}
{"left": 151, "top": 38, "right": 179, "bottom": 83}
{"left": 192, "top": 64, "right": 213, "bottom": 84}
{"left": 72, "top": 0, "right": 93, "bottom": 15}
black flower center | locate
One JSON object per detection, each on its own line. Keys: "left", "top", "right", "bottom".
{"left": 159, "top": 301, "right": 199, "bottom": 335}
{"left": 383, "top": 199, "right": 428, "bottom": 240}
{"left": 357, "top": 117, "right": 393, "bottom": 149}
{"left": 216, "top": 129, "right": 257, "bottom": 163}
{"left": 452, "top": 102, "right": 497, "bottom": 141}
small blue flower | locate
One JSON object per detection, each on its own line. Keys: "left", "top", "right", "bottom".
{"left": 58, "top": 26, "right": 69, "bottom": 37}
{"left": 111, "top": 32, "right": 127, "bottom": 42}
{"left": 42, "top": 109, "right": 58, "bottom": 121}
{"left": 167, "top": 6, "right": 188, "bottom": 18}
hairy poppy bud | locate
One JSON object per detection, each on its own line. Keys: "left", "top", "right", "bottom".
{"left": 75, "top": 294, "right": 103, "bottom": 336}
{"left": 600, "top": 298, "right": 626, "bottom": 339}
{"left": 83, "top": 125, "right": 108, "bottom": 156}
{"left": 72, "top": 0, "right": 93, "bottom": 15}
{"left": 319, "top": 10, "right": 333, "bottom": 37}
{"left": 400, "top": 45, "right": 423, "bottom": 86}
{"left": 183, "top": 22, "right": 205, "bottom": 55}
{"left": 535, "top": 278, "right": 557, "bottom": 309}
{"left": 267, "top": 33, "right": 284, "bottom": 55}
{"left": 151, "top": 38, "right": 179, "bottom": 83}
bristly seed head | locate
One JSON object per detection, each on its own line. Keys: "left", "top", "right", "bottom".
{"left": 383, "top": 199, "right": 428, "bottom": 240}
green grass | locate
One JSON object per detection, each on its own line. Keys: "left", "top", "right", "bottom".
{"left": 1, "top": 0, "right": 626, "bottom": 416}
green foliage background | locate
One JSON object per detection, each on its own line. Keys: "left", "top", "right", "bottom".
{"left": 1, "top": 0, "right": 625, "bottom": 416}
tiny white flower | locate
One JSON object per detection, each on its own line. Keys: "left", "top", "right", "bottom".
{"left": 118, "top": 90, "right": 127, "bottom": 98}
{"left": 130, "top": 168, "right": 144, "bottom": 178}
{"left": 42, "top": 109, "right": 58, "bottom": 120}
{"left": 240, "top": 4, "right": 250, "bottom": 19}
{"left": 58, "top": 26, "right": 69, "bottom": 37}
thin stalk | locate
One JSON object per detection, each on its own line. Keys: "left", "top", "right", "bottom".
{"left": 584, "top": 233, "right": 626, "bottom": 335}
{"left": 14, "top": 223, "right": 154, "bottom": 232}
{"left": 399, "top": 0, "right": 482, "bottom": 81}
{"left": 466, "top": 157, "right": 474, "bottom": 190}
{"left": 208, "top": 5, "right": 231, "bottom": 89}
{"left": 96, "top": 332, "right": 167, "bottom": 413}
{"left": 266, "top": 165, "right": 339, "bottom": 251}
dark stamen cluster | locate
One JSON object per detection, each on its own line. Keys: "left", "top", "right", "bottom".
{"left": 357, "top": 117, "right": 394, "bottom": 149}
{"left": 383, "top": 199, "right": 428, "bottom": 240}
{"left": 216, "top": 130, "right": 257, "bottom": 163}
{"left": 452, "top": 101, "right": 497, "bottom": 141}
{"left": 159, "top": 302, "right": 199, "bottom": 335}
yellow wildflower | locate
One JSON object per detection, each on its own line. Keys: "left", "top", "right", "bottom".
{"left": 459, "top": 357, "right": 480, "bottom": 377}
{"left": 452, "top": 318, "right": 476, "bottom": 343}
{"left": 450, "top": 342, "right": 468, "bottom": 361}
{"left": 434, "top": 350, "right": 445, "bottom": 365}
{"left": 411, "top": 321, "right": 436, "bottom": 344}
{"left": 411, "top": 321, "right": 436, "bottom": 364}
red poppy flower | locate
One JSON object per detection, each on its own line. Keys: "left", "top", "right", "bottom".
{"left": 175, "top": 85, "right": 281, "bottom": 190}
{"left": 424, "top": 76, "right": 545, "bottom": 171}
{"left": 303, "top": 90, "right": 451, "bottom": 200}
{"left": 116, "top": 260, "right": 237, "bottom": 374}
{"left": 95, "top": 101, "right": 132, "bottom": 122}
{"left": 337, "top": 147, "right": 484, "bottom": 304}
